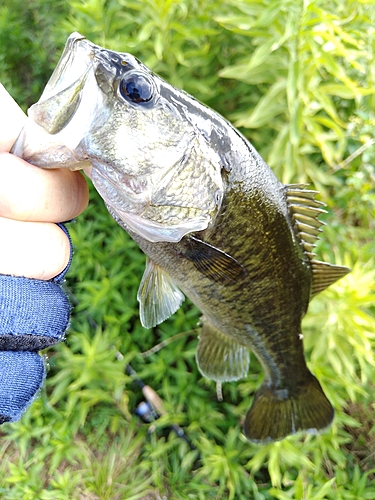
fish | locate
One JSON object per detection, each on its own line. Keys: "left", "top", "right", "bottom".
{"left": 12, "top": 32, "right": 350, "bottom": 443}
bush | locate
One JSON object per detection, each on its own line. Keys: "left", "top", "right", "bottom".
{"left": 1, "top": 0, "right": 374, "bottom": 498}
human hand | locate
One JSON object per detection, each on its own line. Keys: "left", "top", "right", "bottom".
{"left": 0, "top": 84, "right": 89, "bottom": 423}
{"left": 0, "top": 83, "right": 89, "bottom": 279}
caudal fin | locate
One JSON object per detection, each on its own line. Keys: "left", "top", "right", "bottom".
{"left": 244, "top": 374, "right": 334, "bottom": 443}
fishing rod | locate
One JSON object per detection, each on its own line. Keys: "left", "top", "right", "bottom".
{"left": 65, "top": 285, "right": 197, "bottom": 450}
{"left": 115, "top": 353, "right": 196, "bottom": 451}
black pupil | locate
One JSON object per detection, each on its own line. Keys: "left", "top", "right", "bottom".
{"left": 121, "top": 74, "right": 153, "bottom": 103}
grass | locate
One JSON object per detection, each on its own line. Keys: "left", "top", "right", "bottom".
{"left": 0, "top": 0, "right": 375, "bottom": 498}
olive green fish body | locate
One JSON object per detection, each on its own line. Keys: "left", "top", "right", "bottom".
{"left": 118, "top": 146, "right": 330, "bottom": 442}
{"left": 12, "top": 33, "right": 349, "bottom": 442}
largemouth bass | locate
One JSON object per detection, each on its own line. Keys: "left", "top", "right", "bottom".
{"left": 12, "top": 33, "right": 350, "bottom": 443}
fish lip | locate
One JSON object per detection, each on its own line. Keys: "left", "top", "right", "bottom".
{"left": 37, "top": 33, "right": 95, "bottom": 105}
{"left": 65, "top": 32, "right": 88, "bottom": 51}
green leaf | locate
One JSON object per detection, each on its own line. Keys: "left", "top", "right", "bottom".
{"left": 234, "top": 80, "right": 286, "bottom": 128}
{"left": 245, "top": 38, "right": 278, "bottom": 71}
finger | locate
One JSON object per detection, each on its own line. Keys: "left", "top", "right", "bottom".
{"left": 0, "top": 152, "right": 89, "bottom": 222}
{"left": 0, "top": 217, "right": 71, "bottom": 280}
{"left": 0, "top": 84, "right": 27, "bottom": 152}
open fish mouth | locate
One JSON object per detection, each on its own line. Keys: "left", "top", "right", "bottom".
{"left": 11, "top": 35, "right": 98, "bottom": 168}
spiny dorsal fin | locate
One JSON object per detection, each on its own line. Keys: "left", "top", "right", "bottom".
{"left": 285, "top": 185, "right": 350, "bottom": 295}
{"left": 137, "top": 259, "right": 185, "bottom": 328}
{"left": 285, "top": 184, "right": 327, "bottom": 259}
{"left": 310, "top": 260, "right": 350, "bottom": 297}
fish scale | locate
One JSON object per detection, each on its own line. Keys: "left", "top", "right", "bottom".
{"left": 12, "top": 32, "right": 350, "bottom": 443}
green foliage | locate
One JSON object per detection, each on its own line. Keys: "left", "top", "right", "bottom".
{"left": 0, "top": 0, "right": 69, "bottom": 108}
{"left": 1, "top": 0, "right": 374, "bottom": 498}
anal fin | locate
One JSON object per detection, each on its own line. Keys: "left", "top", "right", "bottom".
{"left": 196, "top": 322, "right": 250, "bottom": 382}
{"left": 137, "top": 259, "right": 185, "bottom": 328}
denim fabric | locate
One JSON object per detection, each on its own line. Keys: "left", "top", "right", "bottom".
{"left": 0, "top": 275, "right": 71, "bottom": 350}
{"left": 0, "top": 351, "right": 45, "bottom": 423}
{"left": 0, "top": 223, "right": 72, "bottom": 423}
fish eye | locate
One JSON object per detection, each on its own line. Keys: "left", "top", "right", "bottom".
{"left": 119, "top": 71, "right": 154, "bottom": 104}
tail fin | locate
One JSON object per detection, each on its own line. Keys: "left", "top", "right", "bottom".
{"left": 244, "top": 374, "right": 334, "bottom": 443}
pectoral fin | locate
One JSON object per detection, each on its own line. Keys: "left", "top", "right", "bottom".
{"left": 137, "top": 259, "right": 185, "bottom": 328}
{"left": 181, "top": 235, "right": 246, "bottom": 284}
{"left": 196, "top": 322, "right": 250, "bottom": 382}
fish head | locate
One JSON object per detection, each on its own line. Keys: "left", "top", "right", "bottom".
{"left": 12, "top": 32, "right": 225, "bottom": 243}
